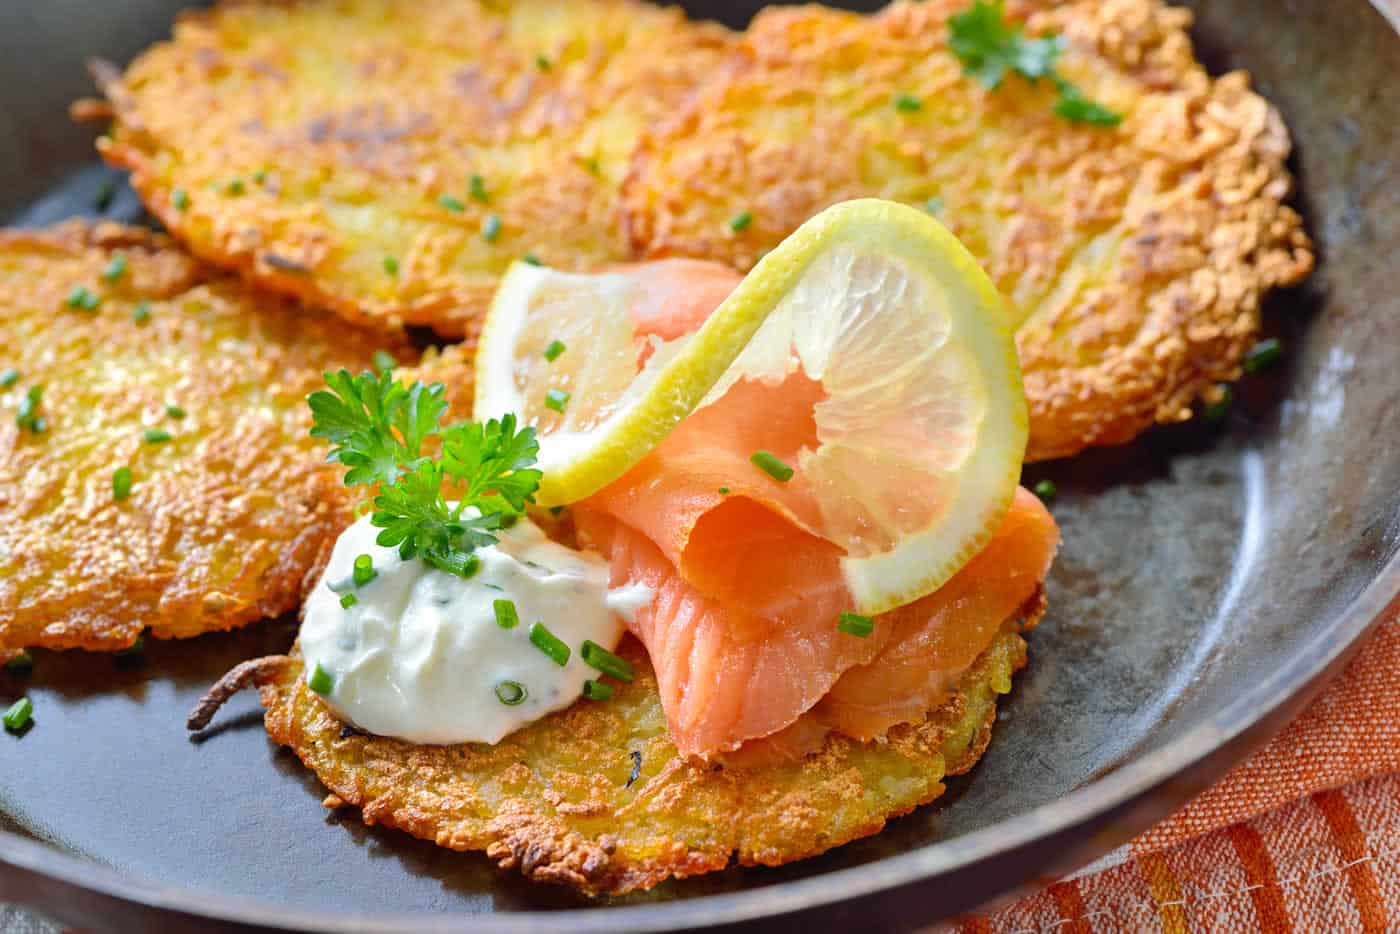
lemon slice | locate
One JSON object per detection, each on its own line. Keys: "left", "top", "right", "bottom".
{"left": 474, "top": 198, "right": 1026, "bottom": 614}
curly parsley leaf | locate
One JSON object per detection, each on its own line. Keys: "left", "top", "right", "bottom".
{"left": 949, "top": 1, "right": 1120, "bottom": 126}
{"left": 309, "top": 371, "right": 542, "bottom": 577}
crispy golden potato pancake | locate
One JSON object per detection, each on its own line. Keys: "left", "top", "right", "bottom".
{"left": 90, "top": 0, "right": 736, "bottom": 338}
{"left": 0, "top": 223, "right": 404, "bottom": 652}
{"left": 622, "top": 0, "right": 1313, "bottom": 461}
{"left": 258, "top": 626, "right": 1031, "bottom": 896}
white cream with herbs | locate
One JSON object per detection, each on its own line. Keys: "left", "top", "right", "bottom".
{"left": 299, "top": 511, "right": 648, "bottom": 745}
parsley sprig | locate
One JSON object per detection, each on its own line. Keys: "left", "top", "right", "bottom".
{"left": 309, "top": 370, "right": 542, "bottom": 576}
{"left": 949, "top": 1, "right": 1121, "bottom": 127}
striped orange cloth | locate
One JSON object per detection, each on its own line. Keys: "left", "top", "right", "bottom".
{"left": 958, "top": 606, "right": 1400, "bottom": 932}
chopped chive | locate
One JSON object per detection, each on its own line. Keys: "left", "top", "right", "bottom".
{"left": 372, "top": 349, "right": 397, "bottom": 374}
{"left": 544, "top": 388, "right": 569, "bottom": 413}
{"left": 15, "top": 385, "right": 43, "bottom": 431}
{"left": 718, "top": 486, "right": 730, "bottom": 495}
{"left": 102, "top": 252, "right": 128, "bottom": 283}
{"left": 581, "top": 640, "right": 634, "bottom": 683}
{"left": 132, "top": 301, "right": 152, "bottom": 324}
{"left": 838, "top": 611, "right": 874, "bottom": 637}
{"left": 894, "top": 93, "right": 922, "bottom": 112}
{"left": 6, "top": 651, "right": 33, "bottom": 674}
{"left": 438, "top": 194, "right": 465, "bottom": 213}
{"left": 493, "top": 598, "right": 520, "bottom": 629}
{"left": 226, "top": 178, "right": 245, "bottom": 196}
{"left": 535, "top": 55, "right": 552, "bottom": 72}
{"left": 172, "top": 188, "right": 190, "bottom": 211}
{"left": 253, "top": 169, "right": 268, "bottom": 184}
{"left": 728, "top": 210, "right": 753, "bottom": 233}
{"left": 528, "top": 621, "right": 570, "bottom": 666}
{"left": 482, "top": 213, "right": 502, "bottom": 243}
{"left": 424, "top": 550, "right": 479, "bottom": 578}
{"left": 352, "top": 553, "right": 376, "bottom": 587}
{"left": 1243, "top": 337, "right": 1282, "bottom": 374}
{"left": 95, "top": 178, "right": 115, "bottom": 212}
{"left": 3, "top": 697, "right": 32, "bottom": 731}
{"left": 924, "top": 196, "right": 945, "bottom": 214}
{"left": 469, "top": 173, "right": 489, "bottom": 203}
{"left": 339, "top": 592, "right": 358, "bottom": 609}
{"left": 142, "top": 428, "right": 172, "bottom": 444}
{"left": 582, "top": 156, "right": 600, "bottom": 175}
{"left": 66, "top": 285, "right": 100, "bottom": 311}
{"left": 750, "top": 450, "right": 794, "bottom": 483}
{"left": 165, "top": 404, "right": 186, "bottom": 420}
{"left": 0, "top": 368, "right": 18, "bottom": 389}
{"left": 1032, "top": 479, "right": 1057, "bottom": 501}
{"left": 582, "top": 679, "right": 612, "bottom": 701}
{"left": 115, "top": 633, "right": 146, "bottom": 658}
{"left": 495, "top": 680, "right": 527, "bottom": 706}
{"left": 308, "top": 662, "right": 334, "bottom": 696}
{"left": 382, "top": 255, "right": 399, "bottom": 276}
{"left": 546, "top": 506, "right": 565, "bottom": 518}
{"left": 522, "top": 253, "right": 542, "bottom": 266}
{"left": 1204, "top": 383, "right": 1234, "bottom": 422}
{"left": 112, "top": 466, "right": 133, "bottom": 500}
{"left": 543, "top": 339, "right": 566, "bottom": 362}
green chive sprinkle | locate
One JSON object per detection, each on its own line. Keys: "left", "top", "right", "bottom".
{"left": 0, "top": 368, "right": 18, "bottom": 389}
{"left": 522, "top": 253, "right": 542, "bottom": 266}
{"left": 482, "top": 213, "right": 502, "bottom": 243}
{"left": 308, "top": 662, "right": 334, "bottom": 696}
{"left": 5, "top": 651, "right": 32, "bottom": 674}
{"left": 729, "top": 210, "right": 753, "bottom": 233}
{"left": 373, "top": 349, "right": 397, "bottom": 374}
{"left": 1243, "top": 338, "right": 1282, "bottom": 374}
{"left": 1032, "top": 479, "right": 1057, "bottom": 501}
{"left": 1204, "top": 383, "right": 1234, "bottom": 422}
{"left": 226, "top": 178, "right": 245, "bottom": 196}
{"left": 102, "top": 253, "right": 128, "bottom": 283}
{"left": 339, "top": 592, "right": 358, "bottom": 609}
{"left": 583, "top": 156, "right": 600, "bottom": 175}
{"left": 582, "top": 679, "right": 612, "bottom": 701}
{"left": 95, "top": 178, "right": 115, "bottom": 212}
{"left": 837, "top": 612, "right": 874, "bottom": 637}
{"left": 142, "top": 428, "right": 172, "bottom": 444}
{"left": 469, "top": 173, "right": 489, "bottom": 203}
{"left": 113, "top": 466, "right": 133, "bottom": 500}
{"left": 352, "top": 553, "right": 376, "bottom": 587}
{"left": 924, "top": 196, "right": 945, "bottom": 214}
{"left": 528, "top": 622, "right": 570, "bottom": 666}
{"left": 894, "top": 93, "right": 922, "bottom": 112}
{"left": 116, "top": 633, "right": 145, "bottom": 658}
{"left": 383, "top": 255, "right": 399, "bottom": 276}
{"left": 535, "top": 55, "right": 552, "bottom": 71}
{"left": 495, "top": 680, "right": 527, "bottom": 706}
{"left": 253, "top": 169, "right": 268, "bottom": 184}
{"left": 439, "top": 194, "right": 465, "bottom": 213}
{"left": 581, "top": 640, "right": 634, "bottom": 683}
{"left": 172, "top": 188, "right": 190, "bottom": 211}
{"left": 132, "top": 301, "right": 152, "bottom": 324}
{"left": 493, "top": 598, "right": 520, "bottom": 629}
{"left": 66, "top": 285, "right": 100, "bottom": 311}
{"left": 28, "top": 417, "right": 47, "bottom": 434}
{"left": 165, "top": 404, "right": 187, "bottom": 420}
{"left": 544, "top": 388, "right": 569, "bottom": 413}
{"left": 543, "top": 339, "right": 566, "bottom": 362}
{"left": 718, "top": 486, "right": 730, "bottom": 495}
{"left": 3, "top": 697, "right": 32, "bottom": 731}
{"left": 750, "top": 450, "right": 794, "bottom": 483}
{"left": 547, "top": 506, "right": 565, "bottom": 517}
{"left": 15, "top": 385, "right": 43, "bottom": 431}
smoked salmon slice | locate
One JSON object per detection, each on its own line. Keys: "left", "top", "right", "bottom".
{"left": 573, "top": 260, "right": 1060, "bottom": 759}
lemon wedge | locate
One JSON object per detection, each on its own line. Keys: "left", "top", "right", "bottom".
{"left": 474, "top": 198, "right": 1026, "bottom": 614}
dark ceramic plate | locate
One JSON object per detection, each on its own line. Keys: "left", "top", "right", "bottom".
{"left": 2, "top": 1, "right": 1399, "bottom": 931}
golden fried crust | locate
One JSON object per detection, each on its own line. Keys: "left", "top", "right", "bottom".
{"left": 621, "top": 0, "right": 1313, "bottom": 461}
{"left": 0, "top": 222, "right": 404, "bottom": 651}
{"left": 91, "top": 0, "right": 737, "bottom": 337}
{"left": 259, "top": 630, "right": 1028, "bottom": 896}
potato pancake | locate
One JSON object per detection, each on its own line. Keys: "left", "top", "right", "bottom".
{"left": 90, "top": 0, "right": 736, "bottom": 338}
{"left": 258, "top": 625, "right": 1032, "bottom": 896}
{"left": 0, "top": 223, "right": 403, "bottom": 652}
{"left": 621, "top": 0, "right": 1313, "bottom": 461}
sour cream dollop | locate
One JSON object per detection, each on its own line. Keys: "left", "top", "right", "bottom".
{"left": 299, "top": 511, "right": 652, "bottom": 745}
